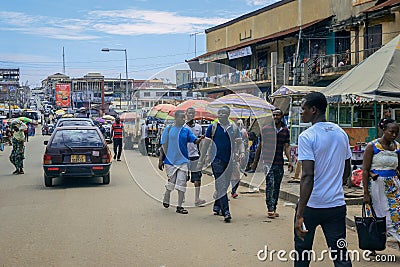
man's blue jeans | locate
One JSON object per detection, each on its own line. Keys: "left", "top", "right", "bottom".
{"left": 294, "top": 205, "right": 352, "bottom": 267}
{"left": 211, "top": 159, "right": 233, "bottom": 216}
{"left": 264, "top": 165, "right": 284, "bottom": 212}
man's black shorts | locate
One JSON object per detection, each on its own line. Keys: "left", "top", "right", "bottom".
{"left": 189, "top": 156, "right": 202, "bottom": 183}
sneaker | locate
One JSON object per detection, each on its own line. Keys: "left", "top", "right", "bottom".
{"left": 195, "top": 199, "right": 206, "bottom": 207}
{"left": 224, "top": 213, "right": 232, "bottom": 223}
{"left": 213, "top": 210, "right": 223, "bottom": 216}
{"left": 231, "top": 193, "right": 238, "bottom": 199}
{"left": 117, "top": 159, "right": 121, "bottom": 161}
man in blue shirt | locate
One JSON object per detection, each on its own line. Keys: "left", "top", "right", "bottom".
{"left": 199, "top": 106, "right": 245, "bottom": 222}
{"left": 158, "top": 110, "right": 202, "bottom": 214}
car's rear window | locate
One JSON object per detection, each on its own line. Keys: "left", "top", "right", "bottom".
{"left": 50, "top": 129, "right": 104, "bottom": 148}
{"left": 58, "top": 120, "right": 93, "bottom": 127}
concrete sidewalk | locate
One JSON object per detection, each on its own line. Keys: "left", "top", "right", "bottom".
{"left": 238, "top": 168, "right": 364, "bottom": 228}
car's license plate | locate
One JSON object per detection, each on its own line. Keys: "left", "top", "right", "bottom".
{"left": 71, "top": 155, "right": 86, "bottom": 163}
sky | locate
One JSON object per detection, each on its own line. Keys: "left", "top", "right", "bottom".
{"left": 0, "top": 0, "right": 280, "bottom": 87}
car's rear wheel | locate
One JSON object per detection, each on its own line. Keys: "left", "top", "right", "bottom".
{"left": 44, "top": 174, "right": 53, "bottom": 187}
{"left": 103, "top": 173, "right": 110, "bottom": 185}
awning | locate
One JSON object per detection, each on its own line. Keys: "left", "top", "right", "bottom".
{"left": 199, "top": 52, "right": 227, "bottom": 64}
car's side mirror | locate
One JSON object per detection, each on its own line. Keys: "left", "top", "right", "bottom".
{"left": 44, "top": 140, "right": 48, "bottom": 145}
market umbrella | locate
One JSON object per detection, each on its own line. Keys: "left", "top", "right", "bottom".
{"left": 168, "top": 99, "right": 216, "bottom": 120}
{"left": 95, "top": 117, "right": 106, "bottom": 124}
{"left": 55, "top": 109, "right": 66, "bottom": 116}
{"left": 102, "top": 115, "right": 115, "bottom": 121}
{"left": 206, "top": 93, "right": 275, "bottom": 118}
{"left": 151, "top": 103, "right": 176, "bottom": 113}
{"left": 17, "top": 117, "right": 32, "bottom": 123}
{"left": 152, "top": 110, "right": 172, "bottom": 120}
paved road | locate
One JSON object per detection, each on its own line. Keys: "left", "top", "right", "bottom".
{"left": 0, "top": 134, "right": 399, "bottom": 266}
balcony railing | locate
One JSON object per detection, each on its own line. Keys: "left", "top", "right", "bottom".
{"left": 193, "top": 46, "right": 382, "bottom": 91}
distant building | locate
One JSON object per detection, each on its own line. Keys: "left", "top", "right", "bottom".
{"left": 0, "top": 68, "right": 20, "bottom": 102}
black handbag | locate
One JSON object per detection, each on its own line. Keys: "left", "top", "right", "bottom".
{"left": 354, "top": 203, "right": 386, "bottom": 251}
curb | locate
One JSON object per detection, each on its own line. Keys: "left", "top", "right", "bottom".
{"left": 239, "top": 180, "right": 358, "bottom": 227}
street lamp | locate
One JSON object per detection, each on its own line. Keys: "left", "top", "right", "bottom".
{"left": 101, "top": 48, "right": 129, "bottom": 110}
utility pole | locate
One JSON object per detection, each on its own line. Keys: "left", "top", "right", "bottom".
{"left": 293, "top": 0, "right": 302, "bottom": 86}
{"left": 119, "top": 73, "right": 122, "bottom": 109}
{"left": 190, "top": 32, "right": 202, "bottom": 57}
{"left": 62, "top": 47, "right": 66, "bottom": 74}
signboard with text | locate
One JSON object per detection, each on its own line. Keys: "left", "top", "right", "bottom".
{"left": 55, "top": 83, "right": 71, "bottom": 107}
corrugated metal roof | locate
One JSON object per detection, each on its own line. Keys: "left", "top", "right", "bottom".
{"left": 364, "top": 0, "right": 400, "bottom": 12}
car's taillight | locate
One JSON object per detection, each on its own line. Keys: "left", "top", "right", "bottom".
{"left": 102, "top": 154, "right": 110, "bottom": 163}
{"left": 43, "top": 154, "right": 52, "bottom": 164}
{"left": 92, "top": 166, "right": 104, "bottom": 170}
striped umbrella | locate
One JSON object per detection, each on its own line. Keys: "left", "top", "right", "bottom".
{"left": 168, "top": 99, "right": 216, "bottom": 120}
{"left": 206, "top": 93, "right": 275, "bottom": 118}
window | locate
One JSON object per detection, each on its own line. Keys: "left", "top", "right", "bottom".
{"left": 156, "top": 92, "right": 166, "bottom": 97}
{"left": 169, "top": 92, "right": 182, "bottom": 97}
{"left": 186, "top": 91, "right": 193, "bottom": 97}
{"left": 143, "top": 92, "right": 151, "bottom": 97}
{"left": 283, "top": 45, "right": 296, "bottom": 65}
{"left": 50, "top": 129, "right": 103, "bottom": 148}
{"left": 364, "top": 24, "right": 382, "bottom": 58}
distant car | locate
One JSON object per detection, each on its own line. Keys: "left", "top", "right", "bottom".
{"left": 41, "top": 124, "right": 54, "bottom": 136}
{"left": 42, "top": 126, "right": 112, "bottom": 187}
{"left": 55, "top": 118, "right": 94, "bottom": 128}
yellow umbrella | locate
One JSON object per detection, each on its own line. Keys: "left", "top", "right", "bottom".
{"left": 55, "top": 109, "right": 66, "bottom": 115}
{"left": 102, "top": 115, "right": 115, "bottom": 121}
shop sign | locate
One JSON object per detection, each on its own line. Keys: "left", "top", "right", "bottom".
{"left": 228, "top": 46, "right": 252, "bottom": 60}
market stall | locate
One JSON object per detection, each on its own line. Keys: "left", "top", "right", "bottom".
{"left": 321, "top": 34, "right": 400, "bottom": 178}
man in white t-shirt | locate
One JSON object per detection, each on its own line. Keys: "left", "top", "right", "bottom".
{"left": 185, "top": 107, "right": 206, "bottom": 206}
{"left": 294, "top": 92, "right": 352, "bottom": 267}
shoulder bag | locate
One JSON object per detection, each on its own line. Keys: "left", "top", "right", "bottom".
{"left": 354, "top": 203, "right": 386, "bottom": 251}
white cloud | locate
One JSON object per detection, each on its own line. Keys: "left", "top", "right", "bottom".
{"left": 0, "top": 9, "right": 232, "bottom": 40}
{"left": 89, "top": 9, "right": 229, "bottom": 35}
{"left": 246, "top": 0, "right": 280, "bottom": 6}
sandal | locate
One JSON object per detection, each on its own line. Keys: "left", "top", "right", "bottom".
{"left": 12, "top": 170, "right": 19, "bottom": 175}
{"left": 274, "top": 212, "right": 279, "bottom": 218}
{"left": 195, "top": 199, "right": 206, "bottom": 206}
{"left": 267, "top": 211, "right": 276, "bottom": 219}
{"left": 176, "top": 207, "right": 188, "bottom": 214}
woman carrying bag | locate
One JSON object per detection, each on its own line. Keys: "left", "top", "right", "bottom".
{"left": 362, "top": 118, "right": 400, "bottom": 250}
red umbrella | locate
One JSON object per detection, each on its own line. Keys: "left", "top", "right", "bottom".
{"left": 151, "top": 104, "right": 176, "bottom": 113}
{"left": 169, "top": 99, "right": 216, "bottom": 120}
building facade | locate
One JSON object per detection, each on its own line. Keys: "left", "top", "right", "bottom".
{"left": 188, "top": 0, "right": 400, "bottom": 95}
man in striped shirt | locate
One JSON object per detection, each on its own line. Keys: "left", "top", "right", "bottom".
{"left": 111, "top": 117, "right": 124, "bottom": 161}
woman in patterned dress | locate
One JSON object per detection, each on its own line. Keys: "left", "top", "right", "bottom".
{"left": 362, "top": 118, "right": 400, "bottom": 249}
{"left": 9, "top": 124, "right": 25, "bottom": 174}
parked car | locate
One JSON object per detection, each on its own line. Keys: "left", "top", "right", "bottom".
{"left": 42, "top": 126, "right": 112, "bottom": 187}
{"left": 41, "top": 123, "right": 54, "bottom": 135}
{"left": 55, "top": 118, "right": 94, "bottom": 128}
